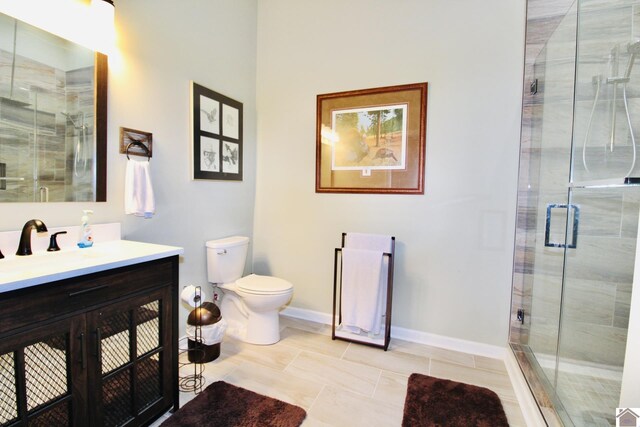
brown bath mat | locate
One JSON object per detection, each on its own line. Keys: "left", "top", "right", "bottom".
{"left": 402, "top": 373, "right": 508, "bottom": 426}
{"left": 160, "top": 381, "right": 306, "bottom": 427}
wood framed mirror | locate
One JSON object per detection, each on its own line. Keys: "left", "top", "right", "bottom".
{"left": 0, "top": 12, "right": 107, "bottom": 202}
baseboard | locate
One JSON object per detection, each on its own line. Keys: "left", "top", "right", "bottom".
{"left": 391, "top": 324, "right": 507, "bottom": 359}
{"left": 280, "top": 306, "right": 506, "bottom": 359}
{"left": 281, "top": 306, "right": 332, "bottom": 325}
{"left": 504, "top": 349, "right": 546, "bottom": 427}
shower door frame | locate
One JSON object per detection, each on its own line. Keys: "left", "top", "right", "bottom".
{"left": 511, "top": 0, "right": 640, "bottom": 424}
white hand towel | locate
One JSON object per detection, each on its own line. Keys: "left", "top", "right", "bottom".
{"left": 341, "top": 248, "right": 384, "bottom": 334}
{"left": 124, "top": 160, "right": 155, "bottom": 218}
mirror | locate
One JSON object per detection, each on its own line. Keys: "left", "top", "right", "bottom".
{"left": 0, "top": 11, "right": 107, "bottom": 202}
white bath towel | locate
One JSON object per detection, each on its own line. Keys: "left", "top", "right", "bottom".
{"left": 124, "top": 159, "right": 155, "bottom": 218}
{"left": 345, "top": 232, "right": 392, "bottom": 253}
{"left": 341, "top": 248, "right": 385, "bottom": 335}
{"left": 342, "top": 233, "right": 393, "bottom": 336}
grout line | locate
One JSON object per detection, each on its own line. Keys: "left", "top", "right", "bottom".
{"left": 371, "top": 369, "right": 383, "bottom": 399}
{"left": 339, "top": 343, "right": 350, "bottom": 360}
{"left": 283, "top": 349, "right": 303, "bottom": 373}
{"left": 306, "top": 384, "right": 325, "bottom": 415}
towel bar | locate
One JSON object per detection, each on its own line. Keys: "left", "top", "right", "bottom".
{"left": 125, "top": 140, "right": 151, "bottom": 160}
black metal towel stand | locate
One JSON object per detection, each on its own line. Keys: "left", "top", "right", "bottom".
{"left": 332, "top": 233, "right": 395, "bottom": 351}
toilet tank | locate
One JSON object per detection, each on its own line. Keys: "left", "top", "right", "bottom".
{"left": 206, "top": 236, "right": 250, "bottom": 284}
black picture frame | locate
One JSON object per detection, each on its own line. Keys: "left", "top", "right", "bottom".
{"left": 190, "top": 81, "right": 243, "bottom": 181}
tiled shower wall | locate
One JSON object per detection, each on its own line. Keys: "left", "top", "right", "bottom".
{"left": 0, "top": 49, "right": 94, "bottom": 202}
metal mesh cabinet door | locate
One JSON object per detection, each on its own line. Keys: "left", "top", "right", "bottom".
{"left": 88, "top": 287, "right": 171, "bottom": 427}
{"left": 0, "top": 316, "right": 86, "bottom": 426}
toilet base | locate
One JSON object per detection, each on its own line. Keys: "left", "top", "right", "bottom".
{"left": 245, "top": 310, "right": 281, "bottom": 345}
{"left": 220, "top": 291, "right": 283, "bottom": 345}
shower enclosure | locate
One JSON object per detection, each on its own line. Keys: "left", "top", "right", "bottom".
{"left": 511, "top": 0, "right": 640, "bottom": 425}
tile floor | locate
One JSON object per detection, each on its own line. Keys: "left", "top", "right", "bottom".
{"left": 153, "top": 316, "right": 527, "bottom": 426}
{"left": 555, "top": 371, "right": 619, "bottom": 426}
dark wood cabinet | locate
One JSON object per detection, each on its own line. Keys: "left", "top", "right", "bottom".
{"left": 0, "top": 256, "right": 179, "bottom": 427}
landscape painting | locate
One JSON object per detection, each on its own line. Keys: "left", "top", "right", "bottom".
{"left": 331, "top": 104, "right": 407, "bottom": 171}
{"left": 316, "top": 82, "right": 427, "bottom": 194}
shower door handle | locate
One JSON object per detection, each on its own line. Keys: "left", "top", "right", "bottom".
{"left": 545, "top": 204, "right": 580, "bottom": 249}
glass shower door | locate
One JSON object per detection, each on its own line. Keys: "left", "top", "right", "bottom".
{"left": 524, "top": 1, "right": 578, "bottom": 396}
{"left": 557, "top": 187, "right": 637, "bottom": 425}
{"left": 555, "top": 1, "right": 640, "bottom": 424}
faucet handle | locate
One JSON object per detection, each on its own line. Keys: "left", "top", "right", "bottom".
{"left": 47, "top": 231, "right": 68, "bottom": 252}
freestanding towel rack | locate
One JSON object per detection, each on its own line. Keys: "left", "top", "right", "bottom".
{"left": 332, "top": 232, "right": 395, "bottom": 350}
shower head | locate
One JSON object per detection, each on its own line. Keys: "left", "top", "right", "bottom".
{"left": 61, "top": 111, "right": 84, "bottom": 129}
{"left": 624, "top": 41, "right": 640, "bottom": 79}
{"left": 628, "top": 40, "right": 640, "bottom": 54}
{"left": 62, "top": 112, "right": 76, "bottom": 127}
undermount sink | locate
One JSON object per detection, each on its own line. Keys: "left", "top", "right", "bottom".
{"left": 0, "top": 240, "right": 183, "bottom": 293}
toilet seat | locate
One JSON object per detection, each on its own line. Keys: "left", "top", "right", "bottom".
{"left": 236, "top": 274, "right": 293, "bottom": 295}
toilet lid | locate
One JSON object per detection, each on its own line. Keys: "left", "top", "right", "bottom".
{"left": 236, "top": 274, "right": 292, "bottom": 294}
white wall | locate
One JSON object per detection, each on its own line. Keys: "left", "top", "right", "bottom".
{"left": 113, "top": 0, "right": 258, "bottom": 333}
{"left": 1, "top": 0, "right": 526, "bottom": 348}
{"left": 0, "top": 0, "right": 258, "bottom": 334}
{"left": 253, "top": 0, "right": 526, "bottom": 346}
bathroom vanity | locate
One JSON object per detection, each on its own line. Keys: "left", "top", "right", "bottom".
{"left": 0, "top": 240, "right": 182, "bottom": 426}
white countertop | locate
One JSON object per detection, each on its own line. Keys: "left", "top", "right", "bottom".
{"left": 0, "top": 240, "right": 183, "bottom": 293}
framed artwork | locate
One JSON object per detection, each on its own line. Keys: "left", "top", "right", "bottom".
{"left": 316, "top": 82, "right": 428, "bottom": 194}
{"left": 190, "top": 81, "right": 243, "bottom": 180}
{"left": 119, "top": 127, "right": 152, "bottom": 158}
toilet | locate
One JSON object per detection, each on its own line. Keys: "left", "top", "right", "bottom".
{"left": 206, "top": 236, "right": 293, "bottom": 345}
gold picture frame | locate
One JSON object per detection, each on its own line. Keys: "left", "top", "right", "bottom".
{"left": 316, "top": 82, "right": 428, "bottom": 194}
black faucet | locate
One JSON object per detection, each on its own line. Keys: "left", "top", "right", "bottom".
{"left": 16, "top": 219, "right": 48, "bottom": 256}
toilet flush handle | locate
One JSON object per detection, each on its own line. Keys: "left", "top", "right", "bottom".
{"left": 217, "top": 249, "right": 227, "bottom": 255}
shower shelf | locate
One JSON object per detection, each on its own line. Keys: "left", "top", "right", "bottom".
{"left": 570, "top": 177, "right": 640, "bottom": 189}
